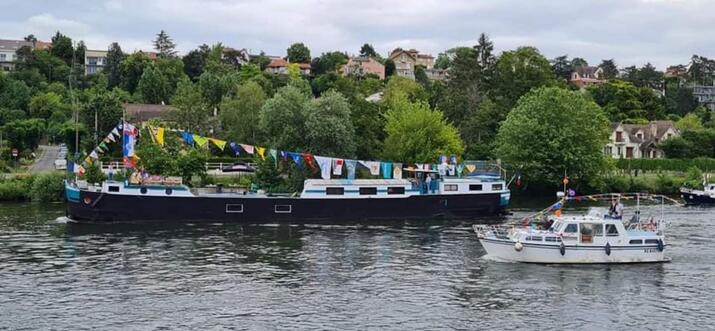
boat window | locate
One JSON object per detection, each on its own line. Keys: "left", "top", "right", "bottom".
{"left": 444, "top": 184, "right": 458, "bottom": 191}
{"left": 140, "top": 187, "right": 147, "bottom": 194}
{"left": 492, "top": 184, "right": 503, "bottom": 191}
{"left": 225, "top": 204, "right": 244, "bottom": 213}
{"left": 592, "top": 223, "right": 604, "bottom": 236}
{"left": 564, "top": 224, "right": 578, "bottom": 233}
{"left": 359, "top": 187, "right": 377, "bottom": 195}
{"left": 108, "top": 186, "right": 120, "bottom": 192}
{"left": 545, "top": 237, "right": 562, "bottom": 242}
{"left": 644, "top": 239, "right": 660, "bottom": 244}
{"left": 629, "top": 239, "right": 643, "bottom": 244}
{"left": 469, "top": 184, "right": 483, "bottom": 191}
{"left": 165, "top": 188, "right": 173, "bottom": 195}
{"left": 326, "top": 187, "right": 344, "bottom": 195}
{"left": 527, "top": 236, "right": 543, "bottom": 241}
{"left": 387, "top": 187, "right": 405, "bottom": 195}
{"left": 580, "top": 223, "right": 595, "bottom": 243}
{"left": 275, "top": 205, "right": 292, "bottom": 213}
{"left": 606, "top": 224, "right": 619, "bottom": 236}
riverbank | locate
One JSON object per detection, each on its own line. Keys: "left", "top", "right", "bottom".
{"left": 0, "top": 172, "right": 66, "bottom": 202}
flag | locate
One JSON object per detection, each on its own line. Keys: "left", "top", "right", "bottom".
{"left": 516, "top": 173, "right": 522, "bottom": 187}
{"left": 156, "top": 127, "right": 165, "bottom": 146}
{"left": 269, "top": 149, "right": 278, "bottom": 166}
{"left": 76, "top": 165, "right": 85, "bottom": 176}
{"left": 448, "top": 164, "right": 456, "bottom": 176}
{"left": 181, "top": 132, "right": 194, "bottom": 145}
{"left": 123, "top": 122, "right": 138, "bottom": 168}
{"left": 123, "top": 156, "right": 136, "bottom": 169}
{"left": 99, "top": 142, "right": 109, "bottom": 152}
{"left": 465, "top": 164, "right": 476, "bottom": 173}
{"left": 84, "top": 156, "right": 93, "bottom": 165}
{"left": 106, "top": 134, "right": 116, "bottom": 143}
{"left": 288, "top": 152, "right": 302, "bottom": 167}
{"left": 332, "top": 159, "right": 344, "bottom": 175}
{"left": 345, "top": 160, "right": 357, "bottom": 180}
{"left": 209, "top": 138, "right": 226, "bottom": 150}
{"left": 280, "top": 151, "right": 288, "bottom": 160}
{"left": 229, "top": 142, "right": 241, "bottom": 156}
{"left": 456, "top": 164, "right": 465, "bottom": 178}
{"left": 256, "top": 147, "right": 266, "bottom": 160}
{"left": 67, "top": 161, "right": 74, "bottom": 173}
{"left": 359, "top": 161, "right": 380, "bottom": 176}
{"left": 392, "top": 163, "right": 402, "bottom": 179}
{"left": 240, "top": 144, "right": 255, "bottom": 154}
{"left": 193, "top": 134, "right": 208, "bottom": 147}
{"left": 314, "top": 156, "right": 332, "bottom": 180}
{"left": 303, "top": 154, "right": 315, "bottom": 169}
{"left": 89, "top": 151, "right": 99, "bottom": 160}
{"left": 111, "top": 127, "right": 120, "bottom": 137}
{"left": 381, "top": 162, "right": 392, "bottom": 179}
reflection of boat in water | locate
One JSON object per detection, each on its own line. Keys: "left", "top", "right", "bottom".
{"left": 473, "top": 193, "right": 677, "bottom": 264}
{"left": 65, "top": 166, "right": 511, "bottom": 224}
{"left": 680, "top": 183, "right": 715, "bottom": 205}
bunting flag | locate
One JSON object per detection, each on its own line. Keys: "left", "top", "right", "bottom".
{"left": 381, "top": 162, "right": 393, "bottom": 179}
{"left": 193, "top": 134, "right": 208, "bottom": 148}
{"left": 280, "top": 151, "right": 288, "bottom": 160}
{"left": 74, "top": 164, "right": 85, "bottom": 175}
{"left": 314, "top": 156, "right": 332, "bottom": 180}
{"left": 345, "top": 160, "right": 357, "bottom": 180}
{"left": 84, "top": 156, "right": 93, "bottom": 165}
{"left": 99, "top": 142, "right": 109, "bottom": 152}
{"left": 240, "top": 144, "right": 255, "bottom": 154}
{"left": 209, "top": 138, "right": 226, "bottom": 150}
{"left": 229, "top": 142, "right": 241, "bottom": 156}
{"left": 123, "top": 156, "right": 136, "bottom": 169}
{"left": 465, "top": 164, "right": 476, "bottom": 173}
{"left": 123, "top": 122, "right": 138, "bottom": 168}
{"left": 89, "top": 150, "right": 99, "bottom": 160}
{"left": 448, "top": 164, "right": 456, "bottom": 176}
{"left": 393, "top": 163, "right": 402, "bottom": 179}
{"left": 457, "top": 164, "right": 465, "bottom": 178}
{"left": 332, "top": 159, "right": 344, "bottom": 175}
{"left": 106, "top": 134, "right": 116, "bottom": 143}
{"left": 111, "top": 127, "right": 120, "bottom": 137}
{"left": 156, "top": 127, "right": 165, "bottom": 146}
{"left": 359, "top": 161, "right": 380, "bottom": 176}
{"left": 269, "top": 149, "right": 278, "bottom": 161}
{"left": 288, "top": 152, "right": 302, "bottom": 167}
{"left": 303, "top": 154, "right": 316, "bottom": 169}
{"left": 256, "top": 147, "right": 266, "bottom": 160}
{"left": 181, "top": 132, "right": 194, "bottom": 145}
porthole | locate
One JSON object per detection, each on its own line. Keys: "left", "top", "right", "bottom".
{"left": 83, "top": 197, "right": 92, "bottom": 205}
{"left": 165, "top": 188, "right": 173, "bottom": 195}
{"left": 140, "top": 187, "right": 148, "bottom": 194}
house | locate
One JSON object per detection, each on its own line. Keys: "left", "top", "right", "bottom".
{"left": 265, "top": 58, "right": 311, "bottom": 75}
{"left": 570, "top": 66, "right": 606, "bottom": 89}
{"left": 84, "top": 49, "right": 108, "bottom": 75}
{"left": 388, "top": 48, "right": 440, "bottom": 80}
{"left": 0, "top": 39, "right": 33, "bottom": 71}
{"left": 425, "top": 68, "right": 447, "bottom": 81}
{"left": 605, "top": 121, "right": 679, "bottom": 159}
{"left": 123, "top": 103, "right": 176, "bottom": 124}
{"left": 692, "top": 85, "right": 715, "bottom": 111}
{"left": 341, "top": 56, "right": 385, "bottom": 80}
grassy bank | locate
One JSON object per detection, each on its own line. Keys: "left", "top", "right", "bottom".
{"left": 0, "top": 172, "right": 66, "bottom": 202}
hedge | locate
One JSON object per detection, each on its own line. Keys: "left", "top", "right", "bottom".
{"left": 615, "top": 158, "right": 715, "bottom": 172}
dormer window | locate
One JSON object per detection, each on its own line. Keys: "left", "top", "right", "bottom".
{"left": 615, "top": 131, "right": 623, "bottom": 142}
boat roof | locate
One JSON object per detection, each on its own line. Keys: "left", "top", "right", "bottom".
{"left": 304, "top": 179, "right": 411, "bottom": 186}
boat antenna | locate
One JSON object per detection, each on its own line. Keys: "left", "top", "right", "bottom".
{"left": 69, "top": 42, "right": 79, "bottom": 158}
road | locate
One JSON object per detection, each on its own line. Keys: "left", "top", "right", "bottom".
{"left": 28, "top": 145, "right": 61, "bottom": 173}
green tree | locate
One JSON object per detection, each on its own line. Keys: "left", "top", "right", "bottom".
{"left": 414, "top": 65, "right": 429, "bottom": 88}
{"left": 587, "top": 80, "right": 664, "bottom": 121}
{"left": 676, "top": 113, "right": 704, "bottom": 131}
{"left": 491, "top": 46, "right": 555, "bottom": 111}
{"left": 382, "top": 94, "right": 464, "bottom": 163}
{"left": 250, "top": 51, "right": 272, "bottom": 70}
{"left": 551, "top": 55, "right": 572, "bottom": 81}
{"left": 50, "top": 31, "right": 74, "bottom": 64}
{"left": 219, "top": 81, "right": 267, "bottom": 144}
{"left": 384, "top": 59, "right": 396, "bottom": 78}
{"left": 599, "top": 59, "right": 619, "bottom": 79}
{"left": 81, "top": 89, "right": 123, "bottom": 144}
{"left": 286, "top": 42, "right": 311, "bottom": 63}
{"left": 495, "top": 87, "right": 611, "bottom": 188}
{"left": 137, "top": 63, "right": 170, "bottom": 104}
{"left": 28, "top": 92, "right": 68, "bottom": 119}
{"left": 105, "top": 42, "right": 125, "bottom": 88}
{"left": 437, "top": 47, "right": 481, "bottom": 125}
{"left": 121, "top": 52, "right": 152, "bottom": 94}
{"left": 665, "top": 85, "right": 698, "bottom": 116}
{"left": 198, "top": 60, "right": 240, "bottom": 111}
{"left": 351, "top": 97, "right": 385, "bottom": 159}
{"left": 182, "top": 44, "right": 210, "bottom": 81}
{"left": 171, "top": 79, "right": 210, "bottom": 133}
{"left": 383, "top": 76, "right": 428, "bottom": 105}
{"left": 310, "top": 51, "right": 348, "bottom": 75}
{"left": 1, "top": 118, "right": 45, "bottom": 151}
{"left": 659, "top": 137, "right": 691, "bottom": 158}
{"left": 359, "top": 43, "right": 377, "bottom": 58}
{"left": 571, "top": 57, "right": 588, "bottom": 68}
{"left": 304, "top": 90, "right": 356, "bottom": 157}
{"left": 0, "top": 75, "right": 31, "bottom": 111}
{"left": 259, "top": 85, "right": 311, "bottom": 150}
{"left": 153, "top": 30, "right": 177, "bottom": 58}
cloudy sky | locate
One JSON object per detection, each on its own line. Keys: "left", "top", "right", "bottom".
{"left": 1, "top": 0, "right": 713, "bottom": 69}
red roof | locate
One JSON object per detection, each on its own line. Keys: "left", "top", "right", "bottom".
{"left": 266, "top": 58, "right": 310, "bottom": 69}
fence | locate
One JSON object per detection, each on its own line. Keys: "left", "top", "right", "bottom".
{"left": 98, "top": 161, "right": 256, "bottom": 176}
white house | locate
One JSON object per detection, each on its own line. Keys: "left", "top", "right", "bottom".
{"left": 0, "top": 39, "right": 33, "bottom": 71}
{"left": 84, "top": 49, "right": 108, "bottom": 75}
{"left": 605, "top": 121, "right": 679, "bottom": 159}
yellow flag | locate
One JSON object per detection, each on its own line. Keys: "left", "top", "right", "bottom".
{"left": 192, "top": 134, "right": 208, "bottom": 147}
{"left": 156, "top": 127, "right": 165, "bottom": 146}
{"left": 256, "top": 147, "right": 266, "bottom": 160}
{"left": 465, "top": 164, "right": 477, "bottom": 173}
{"left": 209, "top": 138, "right": 227, "bottom": 150}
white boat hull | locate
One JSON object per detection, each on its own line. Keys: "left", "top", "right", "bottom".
{"left": 479, "top": 238, "right": 667, "bottom": 264}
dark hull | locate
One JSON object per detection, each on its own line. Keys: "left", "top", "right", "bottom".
{"left": 66, "top": 189, "right": 507, "bottom": 224}
{"left": 681, "top": 191, "right": 715, "bottom": 205}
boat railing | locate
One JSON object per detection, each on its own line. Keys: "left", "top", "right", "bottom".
{"left": 473, "top": 224, "right": 516, "bottom": 239}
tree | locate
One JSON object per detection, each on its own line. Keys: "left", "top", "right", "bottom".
{"left": 359, "top": 43, "right": 377, "bottom": 58}
{"left": 495, "top": 87, "right": 610, "bottom": 188}
{"left": 50, "top": 31, "right": 74, "bottom": 64}
{"left": 474, "top": 33, "right": 495, "bottom": 78}
{"left": 383, "top": 76, "right": 428, "bottom": 105}
{"left": 24, "top": 34, "right": 37, "bottom": 43}
{"left": 659, "top": 136, "right": 691, "bottom": 158}
{"left": 665, "top": 86, "right": 698, "bottom": 116}
{"left": 223, "top": 48, "right": 248, "bottom": 68}
{"left": 219, "top": 81, "right": 267, "bottom": 144}
{"left": 137, "top": 64, "right": 170, "bottom": 104}
{"left": 571, "top": 57, "right": 588, "bottom": 68}
{"left": 688, "top": 55, "right": 715, "bottom": 85}
{"left": 81, "top": 89, "right": 123, "bottom": 144}
{"left": 259, "top": 85, "right": 311, "bottom": 151}
{"left": 310, "top": 51, "right": 348, "bottom": 75}
{"left": 75, "top": 41, "right": 86, "bottom": 65}
{"left": 382, "top": 94, "right": 463, "bottom": 163}
{"left": 121, "top": 52, "right": 152, "bottom": 94}
{"left": 599, "top": 59, "right": 619, "bottom": 79}
{"left": 384, "top": 59, "right": 396, "bottom": 77}
{"left": 171, "top": 79, "right": 210, "bottom": 133}
{"left": 250, "top": 51, "right": 272, "bottom": 70}
{"left": 1, "top": 118, "right": 45, "bottom": 151}
{"left": 153, "top": 30, "right": 177, "bottom": 58}
{"left": 434, "top": 52, "right": 452, "bottom": 70}
{"left": 105, "top": 42, "right": 125, "bottom": 88}
{"left": 286, "top": 42, "right": 311, "bottom": 63}
{"left": 351, "top": 98, "right": 385, "bottom": 160}
{"left": 437, "top": 47, "right": 480, "bottom": 125}
{"left": 676, "top": 113, "right": 704, "bottom": 131}
{"left": 414, "top": 65, "right": 429, "bottom": 88}
{"left": 304, "top": 90, "right": 356, "bottom": 157}
{"left": 491, "top": 46, "right": 555, "bottom": 111}
{"left": 182, "top": 44, "right": 210, "bottom": 81}
{"left": 28, "top": 92, "right": 68, "bottom": 119}
{"left": 587, "top": 80, "right": 664, "bottom": 121}
{"left": 551, "top": 55, "right": 572, "bottom": 81}
{"left": 198, "top": 60, "right": 240, "bottom": 111}
{"left": 0, "top": 75, "right": 31, "bottom": 111}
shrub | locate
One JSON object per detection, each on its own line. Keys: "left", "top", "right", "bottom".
{"left": 30, "top": 172, "right": 65, "bottom": 202}
{"left": 0, "top": 179, "right": 30, "bottom": 200}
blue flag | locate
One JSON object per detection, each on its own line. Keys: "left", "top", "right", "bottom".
{"left": 381, "top": 162, "right": 392, "bottom": 179}
{"left": 345, "top": 160, "right": 357, "bottom": 180}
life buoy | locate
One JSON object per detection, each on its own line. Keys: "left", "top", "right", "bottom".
{"left": 605, "top": 242, "right": 611, "bottom": 256}
{"left": 657, "top": 239, "right": 664, "bottom": 252}
{"left": 559, "top": 243, "right": 566, "bottom": 256}
{"left": 514, "top": 242, "right": 523, "bottom": 252}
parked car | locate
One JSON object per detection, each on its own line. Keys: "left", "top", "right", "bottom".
{"left": 54, "top": 159, "right": 67, "bottom": 170}
{"left": 221, "top": 162, "right": 255, "bottom": 173}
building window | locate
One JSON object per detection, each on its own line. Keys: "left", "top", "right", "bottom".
{"left": 326, "top": 187, "right": 344, "bottom": 195}
{"left": 469, "top": 184, "right": 482, "bottom": 191}
{"left": 387, "top": 187, "right": 405, "bottom": 195}
{"left": 444, "top": 184, "right": 458, "bottom": 191}
{"left": 0, "top": 54, "right": 6, "bottom": 61}
{"left": 615, "top": 131, "right": 623, "bottom": 142}
{"left": 359, "top": 187, "right": 377, "bottom": 195}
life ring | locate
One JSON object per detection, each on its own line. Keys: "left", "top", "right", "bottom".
{"left": 657, "top": 239, "right": 664, "bottom": 252}
{"left": 559, "top": 243, "right": 566, "bottom": 256}
{"left": 514, "top": 242, "right": 523, "bottom": 252}
{"left": 605, "top": 242, "right": 611, "bottom": 256}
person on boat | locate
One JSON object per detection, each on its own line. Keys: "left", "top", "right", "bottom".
{"left": 425, "top": 174, "right": 432, "bottom": 194}
{"left": 609, "top": 198, "right": 624, "bottom": 219}
{"left": 108, "top": 164, "right": 114, "bottom": 181}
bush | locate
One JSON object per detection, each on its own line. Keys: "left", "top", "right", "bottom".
{"left": 616, "top": 158, "right": 715, "bottom": 172}
{"left": 30, "top": 172, "right": 65, "bottom": 202}
{"left": 0, "top": 179, "right": 31, "bottom": 200}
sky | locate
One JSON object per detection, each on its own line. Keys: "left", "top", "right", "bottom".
{"left": 0, "top": 0, "right": 713, "bottom": 69}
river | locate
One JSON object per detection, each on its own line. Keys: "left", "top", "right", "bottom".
{"left": 0, "top": 201, "right": 714, "bottom": 330}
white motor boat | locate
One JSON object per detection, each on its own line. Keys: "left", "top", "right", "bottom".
{"left": 474, "top": 193, "right": 677, "bottom": 264}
